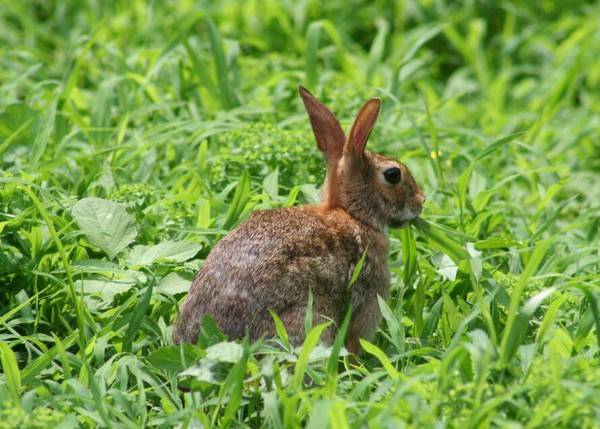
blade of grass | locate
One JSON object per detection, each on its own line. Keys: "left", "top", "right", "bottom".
{"left": 499, "top": 239, "right": 551, "bottom": 365}
{"left": 412, "top": 217, "right": 470, "bottom": 264}
{"left": 213, "top": 340, "right": 252, "bottom": 428}
{"left": 325, "top": 308, "right": 352, "bottom": 394}
{"left": 359, "top": 339, "right": 404, "bottom": 381}
{"left": 305, "top": 21, "right": 321, "bottom": 89}
{"left": 293, "top": 323, "right": 330, "bottom": 389}
{"left": 304, "top": 288, "right": 314, "bottom": 335}
{"left": 0, "top": 343, "right": 21, "bottom": 407}
{"left": 222, "top": 173, "right": 251, "bottom": 229}
{"left": 348, "top": 249, "right": 368, "bottom": 290}
{"left": 29, "top": 95, "right": 57, "bottom": 168}
{"left": 270, "top": 309, "right": 291, "bottom": 349}
{"left": 399, "top": 226, "right": 417, "bottom": 287}
{"left": 205, "top": 17, "right": 239, "bottom": 109}
{"left": 123, "top": 280, "right": 155, "bottom": 353}
{"left": 23, "top": 186, "right": 87, "bottom": 347}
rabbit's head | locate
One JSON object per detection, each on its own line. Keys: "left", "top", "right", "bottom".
{"left": 300, "top": 87, "right": 425, "bottom": 231}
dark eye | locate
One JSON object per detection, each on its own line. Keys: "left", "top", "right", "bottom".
{"left": 383, "top": 167, "right": 402, "bottom": 184}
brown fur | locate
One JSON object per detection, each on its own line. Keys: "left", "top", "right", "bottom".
{"left": 173, "top": 87, "right": 425, "bottom": 353}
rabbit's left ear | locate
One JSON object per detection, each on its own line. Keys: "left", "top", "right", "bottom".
{"left": 346, "top": 98, "right": 381, "bottom": 156}
{"left": 299, "top": 86, "right": 346, "bottom": 164}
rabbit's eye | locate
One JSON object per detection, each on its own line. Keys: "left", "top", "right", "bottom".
{"left": 383, "top": 167, "right": 402, "bottom": 184}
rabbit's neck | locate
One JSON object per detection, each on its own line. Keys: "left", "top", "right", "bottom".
{"left": 321, "top": 172, "right": 340, "bottom": 208}
{"left": 348, "top": 207, "right": 387, "bottom": 233}
{"left": 328, "top": 190, "right": 389, "bottom": 234}
{"left": 322, "top": 180, "right": 386, "bottom": 233}
{"left": 326, "top": 203, "right": 387, "bottom": 234}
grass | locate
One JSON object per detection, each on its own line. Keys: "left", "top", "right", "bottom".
{"left": 1, "top": 0, "right": 599, "bottom": 427}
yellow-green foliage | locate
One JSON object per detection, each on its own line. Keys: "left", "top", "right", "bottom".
{"left": 0, "top": 1, "right": 599, "bottom": 427}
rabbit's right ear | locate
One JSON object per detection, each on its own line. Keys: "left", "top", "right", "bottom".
{"left": 346, "top": 98, "right": 381, "bottom": 158}
{"left": 299, "top": 86, "right": 345, "bottom": 164}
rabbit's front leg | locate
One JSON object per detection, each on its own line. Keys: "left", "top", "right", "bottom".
{"left": 346, "top": 278, "right": 389, "bottom": 354}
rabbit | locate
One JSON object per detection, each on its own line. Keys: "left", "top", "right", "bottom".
{"left": 173, "top": 87, "right": 425, "bottom": 353}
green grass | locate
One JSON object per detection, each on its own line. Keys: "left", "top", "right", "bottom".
{"left": 1, "top": 0, "right": 600, "bottom": 427}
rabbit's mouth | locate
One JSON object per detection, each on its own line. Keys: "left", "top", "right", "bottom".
{"left": 390, "top": 203, "right": 422, "bottom": 228}
{"left": 390, "top": 218, "right": 410, "bottom": 228}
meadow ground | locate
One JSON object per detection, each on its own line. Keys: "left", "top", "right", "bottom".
{"left": 1, "top": 1, "right": 599, "bottom": 427}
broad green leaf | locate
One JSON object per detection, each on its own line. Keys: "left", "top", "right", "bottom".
{"left": 72, "top": 197, "right": 137, "bottom": 260}
{"left": 127, "top": 240, "right": 202, "bottom": 266}
{"left": 77, "top": 278, "right": 136, "bottom": 310}
{"left": 71, "top": 259, "right": 146, "bottom": 282}
{"left": 157, "top": 272, "right": 191, "bottom": 295}
{"left": 205, "top": 341, "right": 244, "bottom": 363}
{"left": 179, "top": 363, "right": 220, "bottom": 384}
{"left": 148, "top": 345, "right": 198, "bottom": 373}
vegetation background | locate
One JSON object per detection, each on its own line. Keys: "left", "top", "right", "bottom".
{"left": 1, "top": 0, "right": 599, "bottom": 427}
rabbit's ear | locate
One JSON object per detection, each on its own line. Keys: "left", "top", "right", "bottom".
{"left": 347, "top": 98, "right": 381, "bottom": 156}
{"left": 299, "top": 86, "right": 345, "bottom": 163}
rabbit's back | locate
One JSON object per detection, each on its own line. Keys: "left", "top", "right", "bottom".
{"left": 174, "top": 206, "right": 367, "bottom": 344}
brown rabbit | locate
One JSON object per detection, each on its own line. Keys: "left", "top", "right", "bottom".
{"left": 173, "top": 87, "right": 425, "bottom": 353}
